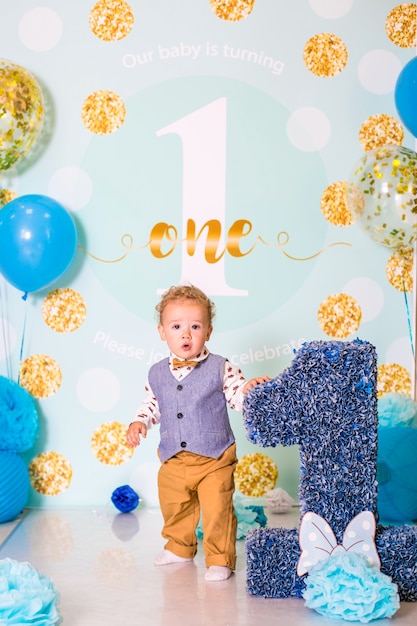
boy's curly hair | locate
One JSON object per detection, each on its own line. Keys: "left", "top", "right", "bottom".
{"left": 156, "top": 284, "right": 216, "bottom": 326}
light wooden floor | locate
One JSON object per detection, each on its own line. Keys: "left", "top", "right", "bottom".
{"left": 0, "top": 507, "right": 416, "bottom": 625}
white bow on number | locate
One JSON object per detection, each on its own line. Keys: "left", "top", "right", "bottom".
{"left": 297, "top": 510, "right": 380, "bottom": 576}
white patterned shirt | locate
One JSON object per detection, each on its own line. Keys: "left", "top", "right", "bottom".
{"left": 133, "top": 347, "right": 247, "bottom": 429}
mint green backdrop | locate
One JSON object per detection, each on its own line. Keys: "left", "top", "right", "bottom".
{"left": 0, "top": 0, "right": 414, "bottom": 507}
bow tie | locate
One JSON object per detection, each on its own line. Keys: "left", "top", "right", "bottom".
{"left": 172, "top": 358, "right": 200, "bottom": 368}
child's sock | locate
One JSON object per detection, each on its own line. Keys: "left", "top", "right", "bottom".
{"left": 204, "top": 566, "right": 232, "bottom": 581}
{"left": 154, "top": 549, "right": 193, "bottom": 566}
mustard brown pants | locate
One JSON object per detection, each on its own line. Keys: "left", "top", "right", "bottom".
{"left": 157, "top": 443, "right": 238, "bottom": 569}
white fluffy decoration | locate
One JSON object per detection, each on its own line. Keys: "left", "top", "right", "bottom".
{"left": 264, "top": 487, "right": 294, "bottom": 513}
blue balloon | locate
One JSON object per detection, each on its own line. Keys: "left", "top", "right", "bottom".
{"left": 0, "top": 194, "right": 77, "bottom": 293}
{"left": 395, "top": 57, "right": 417, "bottom": 138}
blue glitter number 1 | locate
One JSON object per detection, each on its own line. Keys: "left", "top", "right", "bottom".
{"left": 242, "top": 339, "right": 417, "bottom": 601}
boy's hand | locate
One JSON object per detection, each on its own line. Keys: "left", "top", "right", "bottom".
{"left": 126, "top": 421, "right": 148, "bottom": 447}
{"left": 243, "top": 376, "right": 271, "bottom": 394}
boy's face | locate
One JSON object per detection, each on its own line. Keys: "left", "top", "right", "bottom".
{"left": 158, "top": 299, "right": 212, "bottom": 359}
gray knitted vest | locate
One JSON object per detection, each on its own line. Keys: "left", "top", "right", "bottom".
{"left": 149, "top": 353, "right": 235, "bottom": 462}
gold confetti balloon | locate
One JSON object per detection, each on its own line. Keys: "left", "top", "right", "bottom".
{"left": 0, "top": 188, "right": 18, "bottom": 208}
{"left": 386, "top": 249, "right": 413, "bottom": 292}
{"left": 377, "top": 363, "right": 412, "bottom": 398}
{"left": 81, "top": 90, "right": 126, "bottom": 135}
{"left": 19, "top": 354, "right": 62, "bottom": 398}
{"left": 234, "top": 452, "right": 278, "bottom": 497}
{"left": 0, "top": 59, "right": 44, "bottom": 171}
{"left": 320, "top": 181, "right": 353, "bottom": 226}
{"left": 29, "top": 451, "right": 73, "bottom": 495}
{"left": 210, "top": 0, "right": 255, "bottom": 21}
{"left": 317, "top": 293, "right": 362, "bottom": 339}
{"left": 89, "top": 0, "right": 135, "bottom": 42}
{"left": 386, "top": 3, "right": 417, "bottom": 48}
{"left": 303, "top": 33, "right": 348, "bottom": 78}
{"left": 346, "top": 145, "right": 417, "bottom": 251}
{"left": 42, "top": 288, "right": 87, "bottom": 333}
{"left": 358, "top": 114, "right": 404, "bottom": 152}
{"left": 91, "top": 421, "right": 134, "bottom": 465}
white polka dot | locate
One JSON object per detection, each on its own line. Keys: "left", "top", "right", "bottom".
{"left": 358, "top": 50, "right": 403, "bottom": 95}
{"left": 385, "top": 337, "right": 414, "bottom": 371}
{"left": 76, "top": 368, "right": 121, "bottom": 412}
{"left": 0, "top": 317, "right": 16, "bottom": 361}
{"left": 362, "top": 520, "right": 371, "bottom": 530}
{"left": 346, "top": 530, "right": 356, "bottom": 538}
{"left": 18, "top": 8, "right": 63, "bottom": 52}
{"left": 308, "top": 532, "right": 317, "bottom": 541}
{"left": 48, "top": 167, "right": 93, "bottom": 211}
{"left": 309, "top": 0, "right": 353, "bottom": 19}
{"left": 287, "top": 107, "right": 331, "bottom": 151}
{"left": 362, "top": 543, "right": 370, "bottom": 552}
{"left": 129, "top": 462, "right": 159, "bottom": 507}
{"left": 342, "top": 278, "right": 384, "bottom": 323}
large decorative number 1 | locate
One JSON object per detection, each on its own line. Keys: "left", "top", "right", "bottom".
{"left": 243, "top": 339, "right": 417, "bottom": 600}
{"left": 157, "top": 98, "right": 247, "bottom": 296}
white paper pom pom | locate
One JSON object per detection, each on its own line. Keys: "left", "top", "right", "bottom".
{"left": 264, "top": 487, "right": 294, "bottom": 513}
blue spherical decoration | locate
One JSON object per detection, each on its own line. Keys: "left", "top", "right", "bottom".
{"left": 0, "top": 451, "right": 30, "bottom": 523}
{"left": 111, "top": 485, "right": 140, "bottom": 513}
{"left": 0, "top": 376, "right": 39, "bottom": 453}
{"left": 377, "top": 427, "right": 417, "bottom": 522}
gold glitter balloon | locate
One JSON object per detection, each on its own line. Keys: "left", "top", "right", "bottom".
{"left": 42, "top": 288, "right": 87, "bottom": 333}
{"left": 317, "top": 293, "right": 362, "bottom": 338}
{"left": 89, "top": 0, "right": 135, "bottom": 42}
{"left": 81, "top": 90, "right": 126, "bottom": 135}
{"left": 210, "top": 0, "right": 255, "bottom": 21}
{"left": 0, "top": 188, "right": 17, "bottom": 207}
{"left": 303, "top": 33, "right": 348, "bottom": 78}
{"left": 346, "top": 145, "right": 417, "bottom": 251}
{"left": 0, "top": 59, "right": 44, "bottom": 170}
{"left": 386, "top": 249, "right": 413, "bottom": 292}
{"left": 386, "top": 3, "right": 417, "bottom": 48}
{"left": 29, "top": 451, "right": 73, "bottom": 495}
{"left": 320, "top": 181, "right": 353, "bottom": 226}
{"left": 20, "top": 354, "right": 62, "bottom": 398}
{"left": 234, "top": 452, "right": 278, "bottom": 497}
{"left": 359, "top": 114, "right": 404, "bottom": 152}
{"left": 377, "top": 363, "right": 412, "bottom": 398}
{"left": 91, "top": 421, "right": 134, "bottom": 465}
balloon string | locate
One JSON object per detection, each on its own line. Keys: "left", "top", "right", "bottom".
{"left": 0, "top": 280, "right": 11, "bottom": 380}
{"left": 17, "top": 292, "right": 29, "bottom": 384}
{"left": 403, "top": 280, "right": 414, "bottom": 358}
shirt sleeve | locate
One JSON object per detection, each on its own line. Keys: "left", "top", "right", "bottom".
{"left": 223, "top": 360, "right": 247, "bottom": 411}
{"left": 132, "top": 379, "right": 160, "bottom": 429}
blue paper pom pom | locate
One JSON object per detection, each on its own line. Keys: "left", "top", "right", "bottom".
{"left": 302, "top": 552, "right": 400, "bottom": 623}
{"left": 0, "top": 451, "right": 30, "bottom": 523}
{"left": 378, "top": 392, "right": 417, "bottom": 429}
{"left": 0, "top": 558, "right": 61, "bottom": 625}
{"left": 0, "top": 376, "right": 39, "bottom": 453}
{"left": 111, "top": 485, "right": 140, "bottom": 513}
{"left": 377, "top": 426, "right": 417, "bottom": 522}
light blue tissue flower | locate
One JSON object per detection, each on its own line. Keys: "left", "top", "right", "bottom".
{"left": 0, "top": 558, "right": 60, "bottom": 625}
{"left": 378, "top": 392, "right": 417, "bottom": 429}
{"left": 302, "top": 552, "right": 399, "bottom": 623}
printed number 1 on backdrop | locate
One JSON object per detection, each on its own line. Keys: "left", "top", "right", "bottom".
{"left": 157, "top": 98, "right": 248, "bottom": 296}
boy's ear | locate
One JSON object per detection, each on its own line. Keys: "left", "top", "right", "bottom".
{"left": 158, "top": 324, "right": 166, "bottom": 340}
{"left": 206, "top": 326, "right": 213, "bottom": 341}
